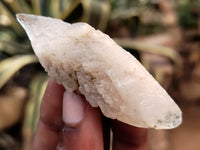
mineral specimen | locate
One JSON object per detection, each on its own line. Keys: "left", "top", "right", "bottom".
{"left": 17, "top": 14, "right": 182, "bottom": 129}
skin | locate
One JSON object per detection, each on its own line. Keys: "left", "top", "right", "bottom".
{"left": 33, "top": 79, "right": 148, "bottom": 150}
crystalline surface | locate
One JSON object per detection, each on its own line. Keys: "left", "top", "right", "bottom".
{"left": 17, "top": 13, "right": 182, "bottom": 129}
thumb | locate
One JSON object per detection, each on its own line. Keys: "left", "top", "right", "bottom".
{"left": 58, "top": 91, "right": 103, "bottom": 150}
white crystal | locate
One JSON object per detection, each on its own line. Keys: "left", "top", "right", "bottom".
{"left": 17, "top": 13, "right": 182, "bottom": 129}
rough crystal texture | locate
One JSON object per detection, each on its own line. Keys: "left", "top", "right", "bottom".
{"left": 17, "top": 13, "right": 182, "bottom": 129}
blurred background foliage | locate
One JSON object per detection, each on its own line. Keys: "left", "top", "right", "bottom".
{"left": 0, "top": 0, "right": 200, "bottom": 150}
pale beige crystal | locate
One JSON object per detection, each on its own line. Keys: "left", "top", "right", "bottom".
{"left": 17, "top": 13, "right": 182, "bottom": 129}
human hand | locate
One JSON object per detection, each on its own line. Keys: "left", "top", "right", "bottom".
{"left": 33, "top": 79, "right": 148, "bottom": 150}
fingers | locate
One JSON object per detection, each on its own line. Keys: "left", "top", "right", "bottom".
{"left": 111, "top": 120, "right": 148, "bottom": 150}
{"left": 33, "top": 79, "right": 65, "bottom": 150}
{"left": 59, "top": 92, "right": 104, "bottom": 150}
{"left": 33, "top": 79, "right": 148, "bottom": 150}
{"left": 33, "top": 80, "right": 104, "bottom": 150}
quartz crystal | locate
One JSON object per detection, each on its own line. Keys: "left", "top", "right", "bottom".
{"left": 17, "top": 14, "right": 182, "bottom": 129}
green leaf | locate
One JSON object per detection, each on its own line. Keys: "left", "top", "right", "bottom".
{"left": 0, "top": 0, "right": 31, "bottom": 14}
{"left": 22, "top": 73, "right": 48, "bottom": 149}
{"left": 111, "top": 7, "right": 142, "bottom": 20}
{"left": 58, "top": 0, "right": 82, "bottom": 20}
{"left": 0, "top": 54, "right": 38, "bottom": 89}
{"left": 114, "top": 38, "right": 181, "bottom": 64}
{"left": 0, "top": 39, "right": 32, "bottom": 55}
{"left": 0, "top": 1, "right": 24, "bottom": 35}
{"left": 49, "top": 0, "right": 60, "bottom": 17}
{"left": 31, "top": 0, "right": 41, "bottom": 15}
{"left": 58, "top": 0, "right": 111, "bottom": 31}
{"left": 0, "top": 0, "right": 21, "bottom": 14}
{"left": 88, "top": 0, "right": 111, "bottom": 31}
{"left": 17, "top": 0, "right": 32, "bottom": 13}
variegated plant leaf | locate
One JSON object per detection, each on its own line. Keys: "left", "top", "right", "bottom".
{"left": 22, "top": 73, "right": 48, "bottom": 150}
{"left": 114, "top": 38, "right": 181, "bottom": 65}
{"left": 0, "top": 39, "right": 31, "bottom": 55}
{"left": 0, "top": 1, "right": 24, "bottom": 35}
{"left": 0, "top": 54, "right": 38, "bottom": 88}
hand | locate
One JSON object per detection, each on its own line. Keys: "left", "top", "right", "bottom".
{"left": 33, "top": 79, "right": 148, "bottom": 150}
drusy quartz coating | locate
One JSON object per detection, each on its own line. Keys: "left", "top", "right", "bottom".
{"left": 17, "top": 13, "right": 182, "bottom": 129}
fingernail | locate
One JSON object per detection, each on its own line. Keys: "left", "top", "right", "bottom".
{"left": 63, "top": 91, "right": 85, "bottom": 127}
